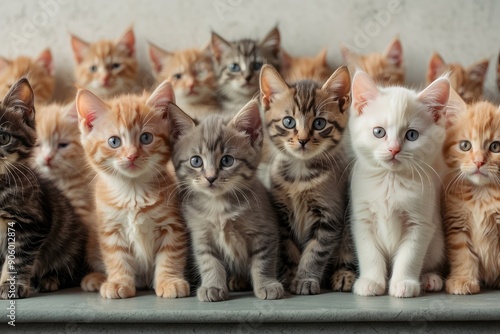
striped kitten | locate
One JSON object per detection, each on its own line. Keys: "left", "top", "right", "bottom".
{"left": 169, "top": 99, "right": 284, "bottom": 302}
{"left": 281, "top": 49, "right": 333, "bottom": 84}
{"left": 76, "top": 80, "right": 190, "bottom": 299}
{"left": 341, "top": 38, "right": 404, "bottom": 86}
{"left": 0, "top": 49, "right": 54, "bottom": 105}
{"left": 148, "top": 43, "right": 219, "bottom": 119}
{"left": 427, "top": 53, "right": 488, "bottom": 104}
{"left": 260, "top": 64, "right": 356, "bottom": 295}
{"left": 71, "top": 26, "right": 138, "bottom": 99}
{"left": 211, "top": 27, "right": 281, "bottom": 114}
{"left": 443, "top": 91, "right": 500, "bottom": 294}
{"left": 0, "top": 78, "right": 87, "bottom": 299}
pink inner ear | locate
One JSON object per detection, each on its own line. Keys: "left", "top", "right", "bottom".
{"left": 118, "top": 28, "right": 135, "bottom": 56}
{"left": 385, "top": 39, "right": 403, "bottom": 66}
{"left": 36, "top": 49, "right": 53, "bottom": 75}
{"left": 419, "top": 78, "right": 450, "bottom": 123}
{"left": 352, "top": 72, "right": 379, "bottom": 115}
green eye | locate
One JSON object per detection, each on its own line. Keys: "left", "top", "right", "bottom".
{"left": 283, "top": 116, "right": 296, "bottom": 129}
{"left": 459, "top": 140, "right": 471, "bottom": 151}
{"left": 490, "top": 141, "right": 500, "bottom": 153}
{"left": 0, "top": 133, "right": 11, "bottom": 145}
{"left": 373, "top": 127, "right": 386, "bottom": 138}
{"left": 220, "top": 155, "right": 234, "bottom": 167}
{"left": 190, "top": 156, "right": 203, "bottom": 168}
{"left": 108, "top": 136, "right": 121, "bottom": 148}
{"left": 89, "top": 65, "right": 98, "bottom": 73}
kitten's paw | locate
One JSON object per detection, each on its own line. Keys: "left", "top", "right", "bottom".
{"left": 40, "top": 276, "right": 60, "bottom": 292}
{"left": 353, "top": 277, "right": 385, "bottom": 296}
{"left": 197, "top": 286, "right": 228, "bottom": 302}
{"left": 155, "top": 278, "right": 190, "bottom": 298}
{"left": 0, "top": 281, "right": 30, "bottom": 299}
{"left": 331, "top": 269, "right": 356, "bottom": 292}
{"left": 389, "top": 279, "right": 421, "bottom": 298}
{"left": 290, "top": 278, "right": 320, "bottom": 295}
{"left": 255, "top": 281, "right": 284, "bottom": 300}
{"left": 81, "top": 272, "right": 106, "bottom": 292}
{"left": 229, "top": 276, "right": 249, "bottom": 291}
{"left": 422, "top": 273, "right": 443, "bottom": 292}
{"left": 100, "top": 282, "right": 135, "bottom": 299}
{"left": 445, "top": 277, "right": 480, "bottom": 295}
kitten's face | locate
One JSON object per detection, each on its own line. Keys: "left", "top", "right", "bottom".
{"left": 71, "top": 27, "right": 137, "bottom": 99}
{"left": 149, "top": 46, "right": 216, "bottom": 104}
{"left": 444, "top": 101, "right": 500, "bottom": 186}
{"left": 211, "top": 28, "right": 281, "bottom": 99}
{"left": 34, "top": 103, "right": 85, "bottom": 178}
{"left": 281, "top": 49, "right": 332, "bottom": 84}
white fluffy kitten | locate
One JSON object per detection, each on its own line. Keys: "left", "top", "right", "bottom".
{"left": 349, "top": 71, "right": 449, "bottom": 298}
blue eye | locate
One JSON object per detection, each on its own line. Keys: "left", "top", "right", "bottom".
{"left": 140, "top": 132, "right": 153, "bottom": 145}
{"left": 283, "top": 116, "right": 296, "bottom": 129}
{"left": 58, "top": 142, "right": 69, "bottom": 149}
{"left": 459, "top": 140, "right": 471, "bottom": 151}
{"left": 0, "top": 133, "right": 11, "bottom": 145}
{"left": 252, "top": 61, "right": 263, "bottom": 71}
{"left": 313, "top": 118, "right": 327, "bottom": 130}
{"left": 221, "top": 155, "right": 234, "bottom": 167}
{"left": 190, "top": 156, "right": 203, "bottom": 168}
{"left": 108, "top": 136, "right": 121, "bottom": 148}
{"left": 490, "top": 141, "right": 500, "bottom": 153}
{"left": 228, "top": 63, "right": 241, "bottom": 72}
{"left": 405, "top": 130, "right": 419, "bottom": 141}
{"left": 89, "top": 65, "right": 98, "bottom": 73}
{"left": 373, "top": 127, "right": 386, "bottom": 138}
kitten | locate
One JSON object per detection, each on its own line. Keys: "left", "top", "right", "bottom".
{"left": 33, "top": 103, "right": 104, "bottom": 289}
{"left": 349, "top": 71, "right": 448, "bottom": 298}
{"left": 427, "top": 53, "right": 489, "bottom": 104}
{"left": 0, "top": 78, "right": 87, "bottom": 299}
{"left": 0, "top": 49, "right": 54, "bottom": 105}
{"left": 211, "top": 27, "right": 281, "bottom": 114}
{"left": 281, "top": 49, "right": 333, "bottom": 84}
{"left": 76, "top": 80, "right": 190, "bottom": 299}
{"left": 341, "top": 38, "right": 404, "bottom": 86}
{"left": 148, "top": 42, "right": 219, "bottom": 119}
{"left": 442, "top": 91, "right": 500, "bottom": 295}
{"left": 71, "top": 26, "right": 138, "bottom": 99}
{"left": 169, "top": 99, "right": 284, "bottom": 302}
{"left": 260, "top": 64, "right": 356, "bottom": 295}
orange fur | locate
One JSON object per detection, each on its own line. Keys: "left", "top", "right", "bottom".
{"left": 280, "top": 49, "right": 333, "bottom": 84}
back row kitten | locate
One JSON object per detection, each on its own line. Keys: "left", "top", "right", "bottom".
{"left": 280, "top": 48, "right": 333, "bottom": 84}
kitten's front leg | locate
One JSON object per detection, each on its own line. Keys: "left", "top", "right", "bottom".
{"left": 250, "top": 240, "right": 284, "bottom": 300}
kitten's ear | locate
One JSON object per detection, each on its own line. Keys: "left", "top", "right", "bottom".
{"left": 147, "top": 80, "right": 176, "bottom": 111}
{"left": 76, "top": 89, "right": 108, "bottom": 132}
{"left": 167, "top": 102, "right": 196, "bottom": 145}
{"left": 64, "top": 102, "right": 79, "bottom": 122}
{"left": 148, "top": 42, "right": 171, "bottom": 74}
{"left": 210, "top": 32, "right": 232, "bottom": 63}
{"left": 70, "top": 34, "right": 90, "bottom": 64}
{"left": 281, "top": 49, "right": 293, "bottom": 69}
{"left": 260, "top": 64, "right": 289, "bottom": 110}
{"left": 322, "top": 66, "right": 351, "bottom": 112}
{"left": 230, "top": 99, "right": 262, "bottom": 146}
{"left": 427, "top": 52, "right": 445, "bottom": 83}
{"left": 444, "top": 87, "right": 467, "bottom": 128}
{"left": 0, "top": 57, "right": 11, "bottom": 73}
{"left": 36, "top": 48, "right": 54, "bottom": 76}
{"left": 467, "top": 59, "right": 489, "bottom": 82}
{"left": 418, "top": 77, "right": 450, "bottom": 123}
{"left": 2, "top": 78, "right": 35, "bottom": 126}
{"left": 340, "top": 43, "right": 357, "bottom": 61}
{"left": 384, "top": 38, "right": 403, "bottom": 67}
{"left": 260, "top": 26, "right": 281, "bottom": 57}
{"left": 315, "top": 49, "right": 328, "bottom": 66}
{"left": 351, "top": 71, "right": 379, "bottom": 115}
{"left": 116, "top": 26, "right": 135, "bottom": 56}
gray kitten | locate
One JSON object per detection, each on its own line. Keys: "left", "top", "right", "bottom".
{"left": 169, "top": 99, "right": 284, "bottom": 302}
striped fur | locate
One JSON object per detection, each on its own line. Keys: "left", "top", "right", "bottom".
{"left": 169, "top": 100, "right": 284, "bottom": 301}
{"left": 260, "top": 65, "right": 356, "bottom": 295}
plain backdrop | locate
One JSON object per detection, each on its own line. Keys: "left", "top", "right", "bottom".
{"left": 0, "top": 0, "right": 499, "bottom": 101}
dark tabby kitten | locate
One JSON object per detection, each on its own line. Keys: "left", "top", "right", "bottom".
{"left": 260, "top": 64, "right": 356, "bottom": 295}
{"left": 210, "top": 27, "right": 281, "bottom": 114}
{"left": 0, "top": 78, "right": 87, "bottom": 299}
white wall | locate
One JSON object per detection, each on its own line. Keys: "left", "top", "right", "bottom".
{"left": 1, "top": 0, "right": 499, "bottom": 101}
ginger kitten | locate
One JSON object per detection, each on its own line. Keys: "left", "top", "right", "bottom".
{"left": 280, "top": 49, "right": 333, "bottom": 84}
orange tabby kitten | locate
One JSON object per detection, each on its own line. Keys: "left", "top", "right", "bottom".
{"left": 427, "top": 53, "right": 489, "bottom": 104}
{"left": 443, "top": 90, "right": 500, "bottom": 295}
{"left": 148, "top": 43, "right": 218, "bottom": 119}
{"left": 341, "top": 38, "right": 404, "bottom": 86}
{"left": 0, "top": 49, "right": 54, "bottom": 104}
{"left": 70, "top": 26, "right": 138, "bottom": 99}
{"left": 76, "top": 80, "right": 190, "bottom": 299}
{"left": 280, "top": 49, "right": 333, "bottom": 84}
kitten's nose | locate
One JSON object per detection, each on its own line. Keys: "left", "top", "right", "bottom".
{"left": 244, "top": 74, "right": 253, "bottom": 83}
{"left": 475, "top": 161, "right": 485, "bottom": 168}
{"left": 44, "top": 156, "right": 53, "bottom": 165}
{"left": 298, "top": 139, "right": 309, "bottom": 147}
{"left": 127, "top": 154, "right": 139, "bottom": 162}
{"left": 206, "top": 176, "right": 217, "bottom": 184}
{"left": 389, "top": 148, "right": 400, "bottom": 156}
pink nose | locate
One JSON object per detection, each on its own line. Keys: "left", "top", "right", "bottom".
{"left": 475, "top": 161, "right": 485, "bottom": 169}
{"left": 127, "top": 154, "right": 138, "bottom": 162}
{"left": 44, "top": 156, "right": 52, "bottom": 165}
{"left": 389, "top": 148, "right": 400, "bottom": 156}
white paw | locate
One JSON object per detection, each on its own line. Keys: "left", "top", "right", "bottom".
{"left": 389, "top": 279, "right": 420, "bottom": 298}
{"left": 197, "top": 286, "right": 228, "bottom": 302}
{"left": 422, "top": 273, "right": 443, "bottom": 292}
{"left": 353, "top": 277, "right": 385, "bottom": 296}
{"left": 254, "top": 282, "right": 284, "bottom": 300}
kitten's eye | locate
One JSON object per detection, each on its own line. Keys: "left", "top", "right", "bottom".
{"left": 228, "top": 63, "right": 241, "bottom": 72}
{"left": 173, "top": 73, "right": 182, "bottom": 80}
{"left": 490, "top": 141, "right": 500, "bottom": 153}
{"left": 405, "top": 130, "right": 419, "bottom": 141}
{"left": 313, "top": 118, "right": 327, "bottom": 130}
{"left": 459, "top": 140, "right": 472, "bottom": 151}
{"left": 108, "top": 136, "right": 121, "bottom": 148}
{"left": 220, "top": 155, "right": 234, "bottom": 167}
{"left": 140, "top": 132, "right": 153, "bottom": 145}
{"left": 89, "top": 65, "right": 98, "bottom": 73}
{"left": 58, "top": 143, "right": 69, "bottom": 149}
{"left": 373, "top": 127, "right": 386, "bottom": 138}
{"left": 0, "top": 133, "right": 11, "bottom": 145}
{"left": 197, "top": 69, "right": 208, "bottom": 79}
{"left": 252, "top": 61, "right": 263, "bottom": 71}
{"left": 283, "top": 116, "right": 296, "bottom": 129}
{"left": 111, "top": 63, "right": 121, "bottom": 70}
{"left": 190, "top": 156, "right": 203, "bottom": 168}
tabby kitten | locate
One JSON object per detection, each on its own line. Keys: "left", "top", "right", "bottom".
{"left": 148, "top": 42, "right": 219, "bottom": 119}
{"left": 260, "top": 64, "right": 356, "bottom": 295}
{"left": 0, "top": 78, "right": 87, "bottom": 299}
{"left": 76, "top": 80, "right": 189, "bottom": 299}
{"left": 349, "top": 71, "right": 448, "bottom": 298}
{"left": 169, "top": 99, "right": 284, "bottom": 301}
{"left": 0, "top": 49, "right": 54, "bottom": 104}
{"left": 281, "top": 49, "right": 333, "bottom": 84}
{"left": 71, "top": 26, "right": 138, "bottom": 99}
{"left": 33, "top": 103, "right": 104, "bottom": 287}
{"left": 427, "top": 53, "right": 489, "bottom": 104}
{"left": 211, "top": 27, "right": 281, "bottom": 114}
{"left": 443, "top": 91, "right": 500, "bottom": 295}
{"left": 341, "top": 38, "right": 404, "bottom": 86}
